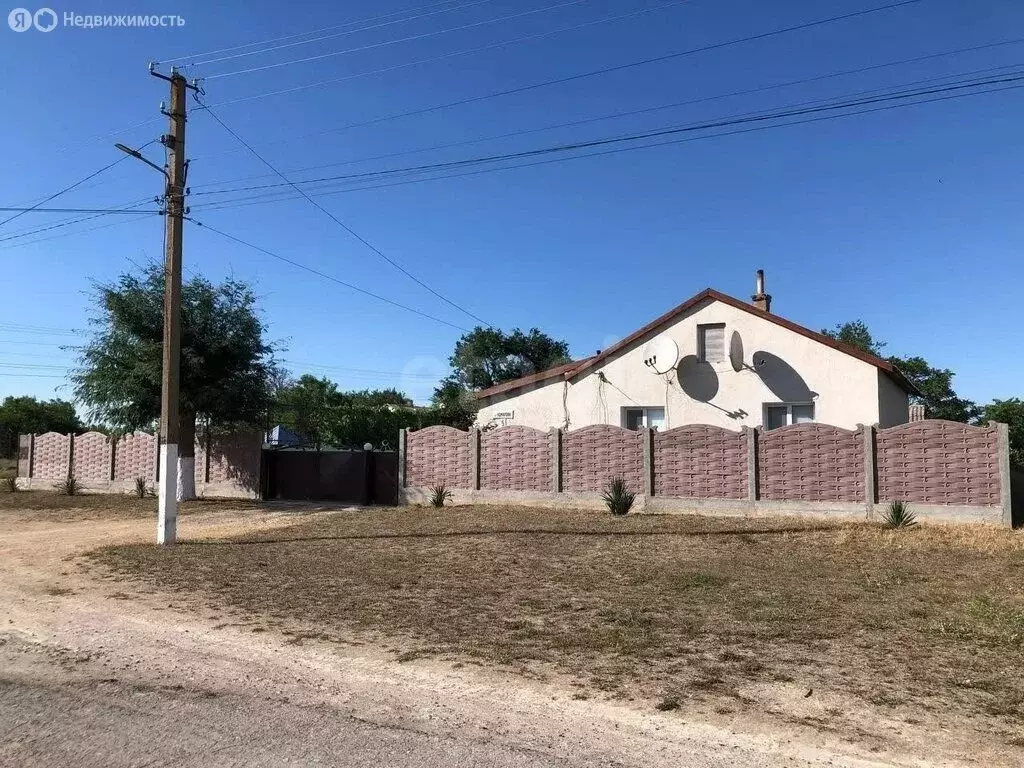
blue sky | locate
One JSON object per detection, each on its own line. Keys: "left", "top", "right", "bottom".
{"left": 1, "top": 0, "right": 1022, "bottom": 407}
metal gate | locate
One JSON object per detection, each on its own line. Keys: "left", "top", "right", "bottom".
{"left": 261, "top": 448, "right": 398, "bottom": 504}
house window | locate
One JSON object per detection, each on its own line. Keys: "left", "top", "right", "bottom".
{"left": 697, "top": 323, "right": 725, "bottom": 363}
{"left": 623, "top": 407, "right": 665, "bottom": 431}
{"left": 763, "top": 403, "right": 814, "bottom": 430}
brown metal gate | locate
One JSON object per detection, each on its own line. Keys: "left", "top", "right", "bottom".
{"left": 261, "top": 449, "right": 398, "bottom": 504}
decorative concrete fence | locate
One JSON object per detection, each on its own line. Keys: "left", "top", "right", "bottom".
{"left": 399, "top": 420, "right": 1013, "bottom": 525}
{"left": 16, "top": 429, "right": 262, "bottom": 498}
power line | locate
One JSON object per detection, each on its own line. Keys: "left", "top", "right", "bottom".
{"left": 0, "top": 198, "right": 158, "bottom": 244}
{"left": 191, "top": 74, "right": 1024, "bottom": 214}
{"left": 0, "top": 206, "right": 160, "bottom": 215}
{"left": 197, "top": 99, "right": 492, "bottom": 328}
{"left": 189, "top": 37, "right": 1024, "bottom": 185}
{"left": 161, "top": 0, "right": 496, "bottom": 66}
{"left": 186, "top": 216, "right": 472, "bottom": 333}
{"left": 201, "top": 0, "right": 921, "bottom": 110}
{"left": 280, "top": 359, "right": 442, "bottom": 379}
{"left": 0, "top": 214, "right": 156, "bottom": 252}
{"left": 200, "top": 0, "right": 694, "bottom": 109}
{"left": 191, "top": 70, "right": 1024, "bottom": 210}
{"left": 205, "top": 0, "right": 589, "bottom": 79}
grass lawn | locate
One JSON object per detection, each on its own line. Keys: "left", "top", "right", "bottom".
{"left": 88, "top": 506, "right": 1024, "bottom": 741}
{"left": 0, "top": 488, "right": 263, "bottom": 522}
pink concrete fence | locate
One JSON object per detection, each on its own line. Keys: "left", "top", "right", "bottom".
{"left": 758, "top": 424, "right": 864, "bottom": 503}
{"left": 17, "top": 429, "right": 262, "bottom": 496}
{"left": 400, "top": 420, "right": 1011, "bottom": 523}
{"left": 654, "top": 425, "right": 747, "bottom": 500}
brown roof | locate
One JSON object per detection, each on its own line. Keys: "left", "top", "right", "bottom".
{"left": 475, "top": 357, "right": 593, "bottom": 399}
{"left": 475, "top": 288, "right": 918, "bottom": 400}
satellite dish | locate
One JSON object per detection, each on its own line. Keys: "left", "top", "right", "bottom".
{"left": 642, "top": 337, "right": 679, "bottom": 374}
{"left": 729, "top": 331, "right": 745, "bottom": 372}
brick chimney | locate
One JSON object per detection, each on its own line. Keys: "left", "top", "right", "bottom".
{"left": 751, "top": 269, "right": 772, "bottom": 312}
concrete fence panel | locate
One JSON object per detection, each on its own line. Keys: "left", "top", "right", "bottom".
{"left": 32, "top": 432, "right": 70, "bottom": 480}
{"left": 563, "top": 425, "right": 643, "bottom": 493}
{"left": 72, "top": 431, "right": 111, "bottom": 480}
{"left": 113, "top": 432, "right": 157, "bottom": 482}
{"left": 480, "top": 426, "right": 551, "bottom": 492}
{"left": 206, "top": 431, "right": 263, "bottom": 493}
{"left": 406, "top": 426, "right": 472, "bottom": 489}
{"left": 654, "top": 425, "right": 748, "bottom": 499}
{"left": 759, "top": 424, "right": 864, "bottom": 502}
{"left": 876, "top": 421, "right": 1001, "bottom": 506}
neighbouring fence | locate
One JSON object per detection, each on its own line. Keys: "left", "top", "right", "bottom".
{"left": 399, "top": 420, "right": 1013, "bottom": 525}
{"left": 16, "top": 430, "right": 262, "bottom": 498}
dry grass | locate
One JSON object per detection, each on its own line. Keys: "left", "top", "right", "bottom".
{"left": 0, "top": 490, "right": 263, "bottom": 522}
{"left": 87, "top": 506, "right": 1024, "bottom": 731}
{"left": 0, "top": 458, "right": 16, "bottom": 480}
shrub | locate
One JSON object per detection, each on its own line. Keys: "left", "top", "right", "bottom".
{"left": 429, "top": 484, "right": 453, "bottom": 508}
{"left": 603, "top": 477, "right": 636, "bottom": 516}
{"left": 2, "top": 476, "right": 17, "bottom": 493}
{"left": 134, "top": 477, "right": 147, "bottom": 498}
{"left": 59, "top": 476, "right": 83, "bottom": 496}
{"left": 883, "top": 500, "right": 917, "bottom": 529}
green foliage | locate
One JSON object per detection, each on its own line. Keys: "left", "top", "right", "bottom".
{"left": 447, "top": 327, "right": 571, "bottom": 391}
{"left": 890, "top": 355, "right": 979, "bottom": 423}
{"left": 980, "top": 398, "right": 1024, "bottom": 468}
{"left": 0, "top": 396, "right": 80, "bottom": 458}
{"left": 2, "top": 476, "right": 17, "bottom": 493}
{"left": 882, "top": 500, "right": 917, "bottom": 529}
{"left": 60, "top": 476, "right": 83, "bottom": 496}
{"left": 821, "top": 320, "right": 886, "bottom": 356}
{"left": 429, "top": 484, "right": 453, "bottom": 508}
{"left": 134, "top": 477, "right": 148, "bottom": 499}
{"left": 72, "top": 264, "right": 279, "bottom": 437}
{"left": 602, "top": 477, "right": 636, "bottom": 516}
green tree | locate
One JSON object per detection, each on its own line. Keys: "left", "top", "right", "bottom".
{"left": 821, "top": 320, "right": 886, "bottom": 356}
{"left": 0, "top": 396, "right": 81, "bottom": 458}
{"left": 448, "top": 327, "right": 571, "bottom": 390}
{"left": 979, "top": 398, "right": 1024, "bottom": 468}
{"left": 274, "top": 375, "right": 342, "bottom": 451}
{"left": 823, "top": 320, "right": 977, "bottom": 423}
{"left": 73, "top": 265, "right": 279, "bottom": 499}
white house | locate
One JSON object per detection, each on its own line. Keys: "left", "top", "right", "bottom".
{"left": 475, "top": 272, "right": 916, "bottom": 432}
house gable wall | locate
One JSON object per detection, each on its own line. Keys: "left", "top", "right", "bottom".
{"left": 478, "top": 298, "right": 901, "bottom": 431}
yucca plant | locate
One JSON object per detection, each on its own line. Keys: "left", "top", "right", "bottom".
{"left": 2, "top": 476, "right": 17, "bottom": 493}
{"left": 429, "top": 484, "right": 453, "bottom": 508}
{"left": 603, "top": 477, "right": 636, "bottom": 516}
{"left": 882, "top": 500, "right": 917, "bottom": 529}
{"left": 134, "top": 477, "right": 148, "bottom": 499}
{"left": 60, "top": 476, "right": 83, "bottom": 496}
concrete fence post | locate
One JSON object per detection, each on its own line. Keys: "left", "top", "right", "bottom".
{"left": 109, "top": 435, "right": 117, "bottom": 482}
{"left": 153, "top": 433, "right": 161, "bottom": 482}
{"left": 67, "top": 432, "right": 75, "bottom": 479}
{"left": 643, "top": 428, "right": 655, "bottom": 498}
{"left": 745, "top": 426, "right": 759, "bottom": 503}
{"left": 993, "top": 421, "right": 1012, "bottom": 527}
{"left": 550, "top": 428, "right": 562, "bottom": 493}
{"left": 862, "top": 424, "right": 877, "bottom": 520}
{"left": 470, "top": 428, "right": 481, "bottom": 491}
{"left": 28, "top": 433, "right": 36, "bottom": 479}
{"left": 397, "top": 428, "right": 407, "bottom": 489}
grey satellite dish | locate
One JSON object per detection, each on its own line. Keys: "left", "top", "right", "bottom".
{"left": 729, "top": 331, "right": 745, "bottom": 372}
{"left": 642, "top": 337, "right": 679, "bottom": 375}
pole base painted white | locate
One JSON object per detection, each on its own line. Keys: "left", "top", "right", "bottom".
{"left": 177, "top": 456, "right": 196, "bottom": 501}
{"left": 158, "top": 443, "right": 178, "bottom": 545}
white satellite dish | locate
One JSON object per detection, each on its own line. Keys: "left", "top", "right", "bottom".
{"left": 642, "top": 337, "right": 679, "bottom": 374}
{"left": 729, "top": 331, "right": 745, "bottom": 372}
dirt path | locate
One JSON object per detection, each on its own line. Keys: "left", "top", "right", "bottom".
{"left": 0, "top": 508, "right": 1002, "bottom": 767}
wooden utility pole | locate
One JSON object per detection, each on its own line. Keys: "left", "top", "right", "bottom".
{"left": 154, "top": 68, "right": 188, "bottom": 545}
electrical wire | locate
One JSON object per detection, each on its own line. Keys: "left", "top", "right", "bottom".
{"left": 201, "top": 0, "right": 921, "bottom": 110}
{"left": 188, "top": 37, "right": 1024, "bottom": 181}
{"left": 0, "top": 198, "right": 159, "bottom": 244}
{"left": 0, "top": 212, "right": 158, "bottom": 252}
{"left": 199, "top": 0, "right": 697, "bottom": 109}
{"left": 204, "top": 0, "right": 589, "bottom": 79}
{"left": 160, "top": 0, "right": 496, "bottom": 66}
{"left": 185, "top": 217, "right": 472, "bottom": 333}
{"left": 197, "top": 98, "right": 492, "bottom": 328}
{"left": 191, "top": 75, "right": 1024, "bottom": 214}
{"left": 191, "top": 70, "right": 1024, "bottom": 207}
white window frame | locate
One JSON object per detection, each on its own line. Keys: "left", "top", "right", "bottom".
{"left": 621, "top": 406, "right": 666, "bottom": 431}
{"left": 697, "top": 323, "right": 726, "bottom": 364}
{"left": 762, "top": 402, "right": 815, "bottom": 430}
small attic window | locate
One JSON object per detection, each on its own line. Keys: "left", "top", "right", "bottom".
{"left": 697, "top": 324, "right": 725, "bottom": 363}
